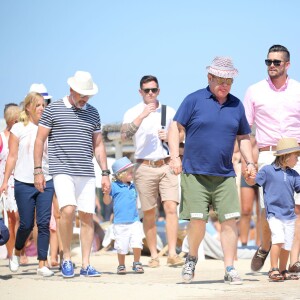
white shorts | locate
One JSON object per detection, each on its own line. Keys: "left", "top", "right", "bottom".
{"left": 53, "top": 174, "right": 96, "bottom": 213}
{"left": 268, "top": 216, "right": 295, "bottom": 250}
{"left": 258, "top": 151, "right": 300, "bottom": 208}
{"left": 113, "top": 221, "right": 144, "bottom": 254}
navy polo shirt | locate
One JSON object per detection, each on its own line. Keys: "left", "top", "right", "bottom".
{"left": 174, "top": 86, "right": 250, "bottom": 176}
{"left": 256, "top": 164, "right": 300, "bottom": 220}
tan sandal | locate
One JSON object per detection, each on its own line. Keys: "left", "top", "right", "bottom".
{"left": 148, "top": 257, "right": 159, "bottom": 268}
{"left": 281, "top": 270, "right": 299, "bottom": 280}
{"left": 268, "top": 268, "right": 284, "bottom": 282}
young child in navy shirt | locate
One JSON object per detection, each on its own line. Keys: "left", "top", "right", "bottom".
{"left": 246, "top": 137, "right": 300, "bottom": 281}
{"left": 103, "top": 157, "right": 144, "bottom": 274}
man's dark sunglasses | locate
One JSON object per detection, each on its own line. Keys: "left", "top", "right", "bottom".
{"left": 265, "top": 59, "right": 284, "bottom": 67}
{"left": 142, "top": 88, "right": 158, "bottom": 94}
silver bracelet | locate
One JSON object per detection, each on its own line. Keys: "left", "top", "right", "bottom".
{"left": 33, "top": 171, "right": 44, "bottom": 176}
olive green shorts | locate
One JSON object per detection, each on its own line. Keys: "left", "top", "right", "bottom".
{"left": 179, "top": 174, "right": 240, "bottom": 223}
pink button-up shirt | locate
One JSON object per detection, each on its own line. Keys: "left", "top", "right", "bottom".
{"left": 243, "top": 77, "right": 300, "bottom": 149}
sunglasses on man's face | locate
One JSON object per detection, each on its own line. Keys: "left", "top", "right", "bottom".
{"left": 265, "top": 59, "right": 284, "bottom": 67}
{"left": 211, "top": 75, "right": 233, "bottom": 85}
{"left": 142, "top": 88, "right": 159, "bottom": 94}
{"left": 79, "top": 94, "right": 91, "bottom": 99}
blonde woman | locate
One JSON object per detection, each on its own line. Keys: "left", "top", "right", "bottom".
{"left": 0, "top": 92, "right": 54, "bottom": 277}
{"left": 0, "top": 103, "right": 26, "bottom": 261}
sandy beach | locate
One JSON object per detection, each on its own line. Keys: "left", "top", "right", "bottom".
{"left": 0, "top": 247, "right": 299, "bottom": 300}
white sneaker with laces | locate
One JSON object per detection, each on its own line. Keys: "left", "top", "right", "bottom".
{"left": 182, "top": 256, "right": 197, "bottom": 283}
{"left": 224, "top": 268, "right": 243, "bottom": 285}
{"left": 37, "top": 266, "right": 54, "bottom": 277}
{"left": 9, "top": 255, "right": 20, "bottom": 272}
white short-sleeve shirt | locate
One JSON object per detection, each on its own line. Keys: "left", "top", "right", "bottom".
{"left": 123, "top": 102, "right": 175, "bottom": 160}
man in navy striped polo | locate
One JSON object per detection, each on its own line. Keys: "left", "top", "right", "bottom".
{"left": 34, "top": 71, "right": 111, "bottom": 278}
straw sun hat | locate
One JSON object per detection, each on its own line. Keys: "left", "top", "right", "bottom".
{"left": 206, "top": 56, "right": 238, "bottom": 78}
{"left": 67, "top": 71, "right": 98, "bottom": 96}
{"left": 273, "top": 137, "right": 300, "bottom": 156}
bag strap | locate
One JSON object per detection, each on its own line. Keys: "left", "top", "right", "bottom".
{"left": 0, "top": 193, "right": 8, "bottom": 227}
{"left": 161, "top": 104, "right": 166, "bottom": 128}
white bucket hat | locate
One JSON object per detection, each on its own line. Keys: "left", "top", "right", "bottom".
{"left": 206, "top": 56, "right": 238, "bottom": 78}
{"left": 67, "top": 71, "right": 98, "bottom": 96}
{"left": 29, "top": 83, "right": 52, "bottom": 100}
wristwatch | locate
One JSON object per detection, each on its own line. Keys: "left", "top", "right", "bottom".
{"left": 246, "top": 162, "right": 255, "bottom": 167}
{"left": 101, "top": 169, "right": 111, "bottom": 176}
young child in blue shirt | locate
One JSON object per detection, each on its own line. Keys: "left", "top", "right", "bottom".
{"left": 103, "top": 157, "right": 144, "bottom": 275}
{"left": 246, "top": 137, "right": 300, "bottom": 281}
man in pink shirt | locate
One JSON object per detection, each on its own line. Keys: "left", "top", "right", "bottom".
{"left": 243, "top": 45, "right": 300, "bottom": 276}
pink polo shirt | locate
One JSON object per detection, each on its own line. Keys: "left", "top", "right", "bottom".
{"left": 243, "top": 77, "right": 300, "bottom": 149}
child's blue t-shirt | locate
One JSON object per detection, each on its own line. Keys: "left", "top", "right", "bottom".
{"left": 256, "top": 163, "right": 300, "bottom": 220}
{"left": 110, "top": 180, "right": 139, "bottom": 224}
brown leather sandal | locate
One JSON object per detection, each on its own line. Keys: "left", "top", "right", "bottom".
{"left": 268, "top": 268, "right": 284, "bottom": 282}
{"left": 281, "top": 270, "right": 299, "bottom": 280}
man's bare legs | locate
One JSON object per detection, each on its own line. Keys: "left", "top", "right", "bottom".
{"left": 260, "top": 209, "right": 272, "bottom": 251}
{"left": 59, "top": 205, "right": 76, "bottom": 261}
{"left": 187, "top": 219, "right": 206, "bottom": 257}
{"left": 143, "top": 208, "right": 158, "bottom": 259}
{"left": 163, "top": 200, "right": 179, "bottom": 257}
{"left": 78, "top": 211, "right": 94, "bottom": 269}
{"left": 220, "top": 219, "right": 238, "bottom": 268}
{"left": 289, "top": 205, "right": 300, "bottom": 267}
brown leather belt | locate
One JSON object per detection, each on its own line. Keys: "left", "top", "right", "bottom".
{"left": 137, "top": 158, "right": 170, "bottom": 167}
{"left": 259, "top": 146, "right": 276, "bottom": 152}
{"left": 259, "top": 143, "right": 300, "bottom": 152}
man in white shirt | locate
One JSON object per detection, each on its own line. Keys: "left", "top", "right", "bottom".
{"left": 121, "top": 75, "right": 184, "bottom": 268}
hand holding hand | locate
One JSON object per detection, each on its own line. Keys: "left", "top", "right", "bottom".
{"left": 102, "top": 176, "right": 111, "bottom": 195}
{"left": 169, "top": 157, "right": 182, "bottom": 175}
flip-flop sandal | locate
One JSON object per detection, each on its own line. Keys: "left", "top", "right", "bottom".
{"left": 132, "top": 262, "right": 144, "bottom": 274}
{"left": 117, "top": 265, "right": 126, "bottom": 275}
{"left": 281, "top": 270, "right": 299, "bottom": 280}
{"left": 268, "top": 268, "right": 284, "bottom": 282}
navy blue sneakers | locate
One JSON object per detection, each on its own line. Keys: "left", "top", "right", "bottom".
{"left": 80, "top": 265, "right": 101, "bottom": 277}
{"left": 61, "top": 260, "right": 75, "bottom": 278}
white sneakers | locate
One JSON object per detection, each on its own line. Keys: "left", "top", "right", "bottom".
{"left": 9, "top": 253, "right": 54, "bottom": 277}
{"left": 9, "top": 254, "right": 20, "bottom": 272}
{"left": 37, "top": 266, "right": 54, "bottom": 277}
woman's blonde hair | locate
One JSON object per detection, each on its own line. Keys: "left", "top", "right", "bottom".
{"left": 4, "top": 103, "right": 21, "bottom": 124}
{"left": 19, "top": 92, "right": 43, "bottom": 126}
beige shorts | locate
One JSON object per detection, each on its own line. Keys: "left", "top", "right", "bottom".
{"left": 134, "top": 163, "right": 179, "bottom": 211}
{"left": 53, "top": 174, "right": 96, "bottom": 213}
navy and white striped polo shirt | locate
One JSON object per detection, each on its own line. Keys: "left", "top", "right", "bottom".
{"left": 39, "top": 97, "right": 101, "bottom": 177}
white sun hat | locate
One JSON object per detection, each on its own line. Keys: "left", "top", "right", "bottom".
{"left": 206, "top": 56, "right": 238, "bottom": 78}
{"left": 29, "top": 83, "right": 52, "bottom": 100}
{"left": 67, "top": 71, "right": 98, "bottom": 96}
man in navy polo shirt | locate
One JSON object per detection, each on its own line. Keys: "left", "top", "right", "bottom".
{"left": 168, "top": 57, "right": 256, "bottom": 285}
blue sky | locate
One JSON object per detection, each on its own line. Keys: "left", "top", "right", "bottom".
{"left": 1, "top": 0, "right": 300, "bottom": 124}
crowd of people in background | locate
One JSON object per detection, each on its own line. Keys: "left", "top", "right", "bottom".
{"left": 0, "top": 44, "right": 299, "bottom": 285}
